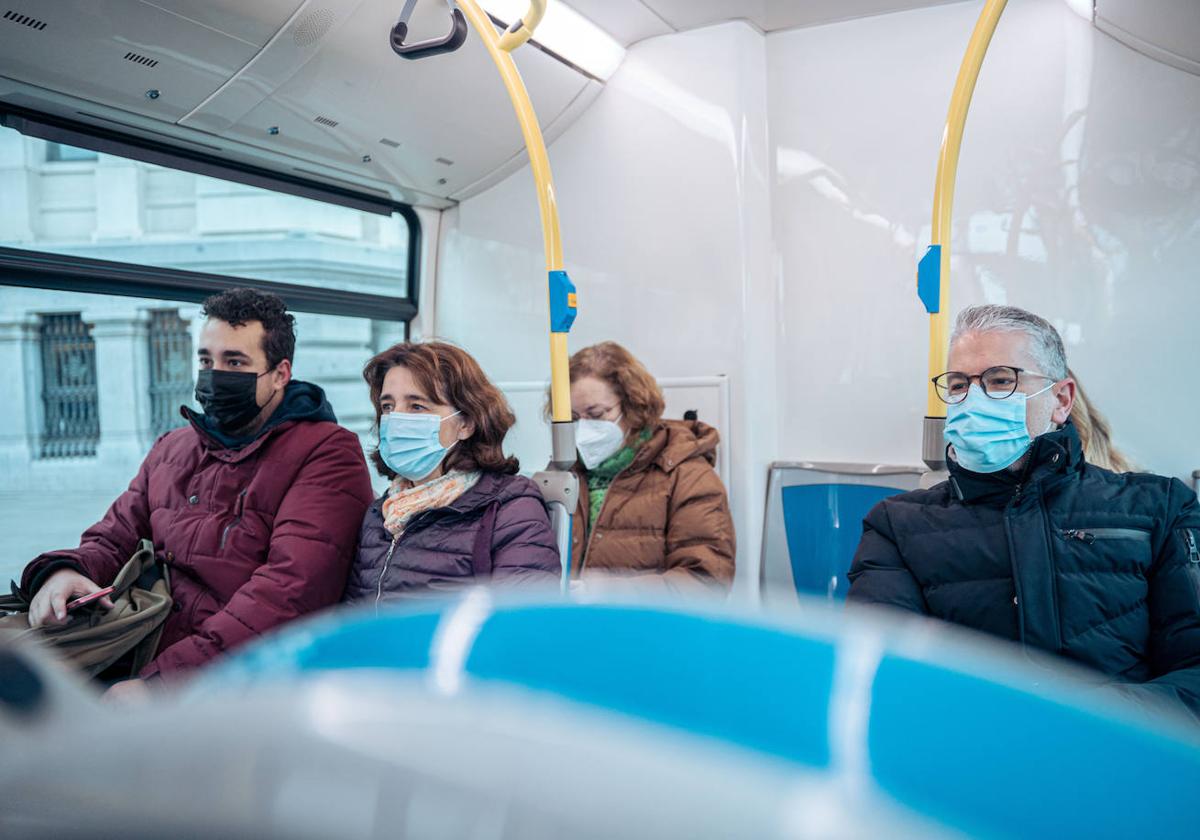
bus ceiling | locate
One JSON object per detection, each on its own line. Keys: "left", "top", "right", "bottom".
{"left": 0, "top": 0, "right": 610, "bottom": 209}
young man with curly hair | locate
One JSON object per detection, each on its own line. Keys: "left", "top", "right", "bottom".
{"left": 21, "top": 289, "right": 374, "bottom": 699}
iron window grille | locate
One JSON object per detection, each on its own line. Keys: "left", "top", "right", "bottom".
{"left": 148, "top": 309, "right": 193, "bottom": 438}
{"left": 39, "top": 313, "right": 100, "bottom": 458}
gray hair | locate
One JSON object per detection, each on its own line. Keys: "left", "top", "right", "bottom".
{"left": 950, "top": 305, "right": 1068, "bottom": 379}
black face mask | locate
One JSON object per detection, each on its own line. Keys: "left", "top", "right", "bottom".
{"left": 194, "top": 369, "right": 270, "bottom": 433}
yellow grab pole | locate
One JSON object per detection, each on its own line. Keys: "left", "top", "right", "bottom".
{"left": 919, "top": 0, "right": 1007, "bottom": 468}
{"left": 456, "top": 0, "right": 573, "bottom": 427}
{"left": 926, "top": 0, "right": 1007, "bottom": 416}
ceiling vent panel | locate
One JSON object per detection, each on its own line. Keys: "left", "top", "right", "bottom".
{"left": 3, "top": 9, "right": 47, "bottom": 30}
{"left": 0, "top": 0, "right": 259, "bottom": 121}
{"left": 178, "top": 0, "right": 365, "bottom": 134}
{"left": 123, "top": 51, "right": 159, "bottom": 68}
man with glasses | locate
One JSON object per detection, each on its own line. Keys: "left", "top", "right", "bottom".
{"left": 848, "top": 304, "right": 1200, "bottom": 722}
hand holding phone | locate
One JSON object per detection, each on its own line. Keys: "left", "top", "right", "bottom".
{"left": 66, "top": 586, "right": 115, "bottom": 612}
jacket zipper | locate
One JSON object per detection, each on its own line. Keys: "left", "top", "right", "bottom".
{"left": 219, "top": 489, "right": 249, "bottom": 549}
{"left": 1184, "top": 529, "right": 1200, "bottom": 565}
{"left": 579, "top": 461, "right": 639, "bottom": 575}
{"left": 374, "top": 535, "right": 400, "bottom": 614}
{"left": 1060, "top": 527, "right": 1151, "bottom": 544}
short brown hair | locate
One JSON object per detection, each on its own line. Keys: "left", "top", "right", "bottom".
{"left": 567, "top": 341, "right": 664, "bottom": 442}
{"left": 363, "top": 341, "right": 518, "bottom": 478}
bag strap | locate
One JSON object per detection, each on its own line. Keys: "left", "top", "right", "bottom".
{"left": 470, "top": 502, "right": 500, "bottom": 578}
{"left": 0, "top": 581, "right": 30, "bottom": 614}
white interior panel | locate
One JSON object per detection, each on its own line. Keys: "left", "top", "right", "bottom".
{"left": 138, "top": 0, "right": 306, "bottom": 47}
{"left": 638, "top": 0, "right": 972, "bottom": 33}
{"left": 567, "top": 0, "right": 675, "bottom": 44}
{"left": 1096, "top": 0, "right": 1200, "bottom": 76}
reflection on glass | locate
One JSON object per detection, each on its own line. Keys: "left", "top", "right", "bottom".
{"left": 0, "top": 125, "right": 410, "bottom": 298}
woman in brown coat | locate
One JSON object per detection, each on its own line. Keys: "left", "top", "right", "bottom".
{"left": 566, "top": 342, "right": 735, "bottom": 595}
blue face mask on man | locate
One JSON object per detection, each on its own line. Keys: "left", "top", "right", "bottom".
{"left": 379, "top": 411, "right": 461, "bottom": 482}
{"left": 944, "top": 384, "right": 1054, "bottom": 473}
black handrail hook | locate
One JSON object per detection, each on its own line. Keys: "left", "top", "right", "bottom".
{"left": 390, "top": 0, "right": 468, "bottom": 60}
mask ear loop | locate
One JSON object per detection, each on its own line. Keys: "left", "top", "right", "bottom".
{"left": 1028, "top": 381, "right": 1059, "bottom": 432}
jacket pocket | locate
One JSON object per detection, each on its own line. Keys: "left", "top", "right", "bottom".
{"left": 219, "top": 489, "right": 249, "bottom": 550}
{"left": 1059, "top": 528, "right": 1151, "bottom": 545}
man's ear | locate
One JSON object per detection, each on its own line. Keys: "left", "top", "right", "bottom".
{"left": 1052, "top": 377, "right": 1076, "bottom": 426}
{"left": 273, "top": 359, "right": 293, "bottom": 388}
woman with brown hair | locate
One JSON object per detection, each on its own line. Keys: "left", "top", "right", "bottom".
{"left": 1069, "top": 369, "right": 1136, "bottom": 473}
{"left": 343, "top": 341, "right": 559, "bottom": 607}
{"left": 565, "top": 341, "right": 735, "bottom": 594}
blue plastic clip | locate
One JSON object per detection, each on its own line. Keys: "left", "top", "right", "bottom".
{"left": 917, "top": 245, "right": 941, "bottom": 314}
{"left": 549, "top": 270, "right": 577, "bottom": 333}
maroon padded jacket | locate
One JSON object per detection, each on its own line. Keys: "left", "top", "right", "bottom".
{"left": 22, "top": 382, "right": 374, "bottom": 681}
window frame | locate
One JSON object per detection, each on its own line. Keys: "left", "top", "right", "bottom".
{"left": 0, "top": 106, "right": 421, "bottom": 323}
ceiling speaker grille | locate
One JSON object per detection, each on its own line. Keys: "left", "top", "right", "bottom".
{"left": 124, "top": 51, "right": 159, "bottom": 68}
{"left": 3, "top": 10, "right": 47, "bottom": 30}
{"left": 292, "top": 8, "right": 335, "bottom": 47}
{"left": 313, "top": 115, "right": 339, "bottom": 128}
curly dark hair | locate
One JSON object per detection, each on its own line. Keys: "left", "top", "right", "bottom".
{"left": 201, "top": 288, "right": 296, "bottom": 368}
{"left": 363, "top": 341, "right": 519, "bottom": 478}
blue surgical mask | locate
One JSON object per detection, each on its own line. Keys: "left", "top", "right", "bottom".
{"left": 379, "top": 411, "right": 461, "bottom": 481}
{"left": 945, "top": 384, "right": 1054, "bottom": 474}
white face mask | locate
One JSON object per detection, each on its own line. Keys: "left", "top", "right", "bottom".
{"left": 575, "top": 417, "right": 625, "bottom": 469}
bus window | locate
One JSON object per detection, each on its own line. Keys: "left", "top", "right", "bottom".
{"left": 0, "top": 122, "right": 417, "bottom": 584}
{"left": 0, "top": 125, "right": 413, "bottom": 300}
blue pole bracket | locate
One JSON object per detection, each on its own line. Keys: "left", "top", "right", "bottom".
{"left": 917, "top": 245, "right": 941, "bottom": 314}
{"left": 549, "top": 269, "right": 577, "bottom": 333}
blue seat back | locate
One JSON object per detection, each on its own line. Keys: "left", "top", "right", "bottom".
{"left": 781, "top": 483, "right": 907, "bottom": 599}
{"left": 760, "top": 462, "right": 925, "bottom": 603}
{"left": 201, "top": 601, "right": 1200, "bottom": 840}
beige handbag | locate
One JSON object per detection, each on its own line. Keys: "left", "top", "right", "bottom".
{"left": 0, "top": 540, "right": 172, "bottom": 678}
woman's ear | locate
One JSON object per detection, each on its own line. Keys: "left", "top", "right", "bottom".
{"left": 456, "top": 416, "right": 476, "bottom": 441}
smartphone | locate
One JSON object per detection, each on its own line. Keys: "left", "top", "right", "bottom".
{"left": 66, "top": 586, "right": 115, "bottom": 612}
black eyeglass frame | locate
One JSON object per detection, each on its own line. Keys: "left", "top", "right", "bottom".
{"left": 931, "top": 365, "right": 1057, "bottom": 405}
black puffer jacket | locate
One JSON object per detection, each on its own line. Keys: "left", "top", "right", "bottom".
{"left": 848, "top": 422, "right": 1200, "bottom": 721}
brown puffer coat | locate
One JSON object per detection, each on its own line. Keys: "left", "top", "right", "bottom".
{"left": 570, "top": 419, "right": 735, "bottom": 594}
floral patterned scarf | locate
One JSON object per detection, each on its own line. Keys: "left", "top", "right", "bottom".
{"left": 382, "top": 470, "right": 482, "bottom": 539}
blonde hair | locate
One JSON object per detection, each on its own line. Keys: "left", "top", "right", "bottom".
{"left": 1069, "top": 370, "right": 1135, "bottom": 473}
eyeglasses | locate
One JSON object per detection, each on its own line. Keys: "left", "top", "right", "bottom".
{"left": 931, "top": 365, "right": 1056, "bottom": 405}
{"left": 572, "top": 403, "right": 621, "bottom": 422}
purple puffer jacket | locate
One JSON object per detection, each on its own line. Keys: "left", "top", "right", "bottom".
{"left": 343, "top": 472, "right": 560, "bottom": 606}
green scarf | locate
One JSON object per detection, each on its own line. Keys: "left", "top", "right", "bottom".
{"left": 586, "top": 428, "right": 652, "bottom": 532}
